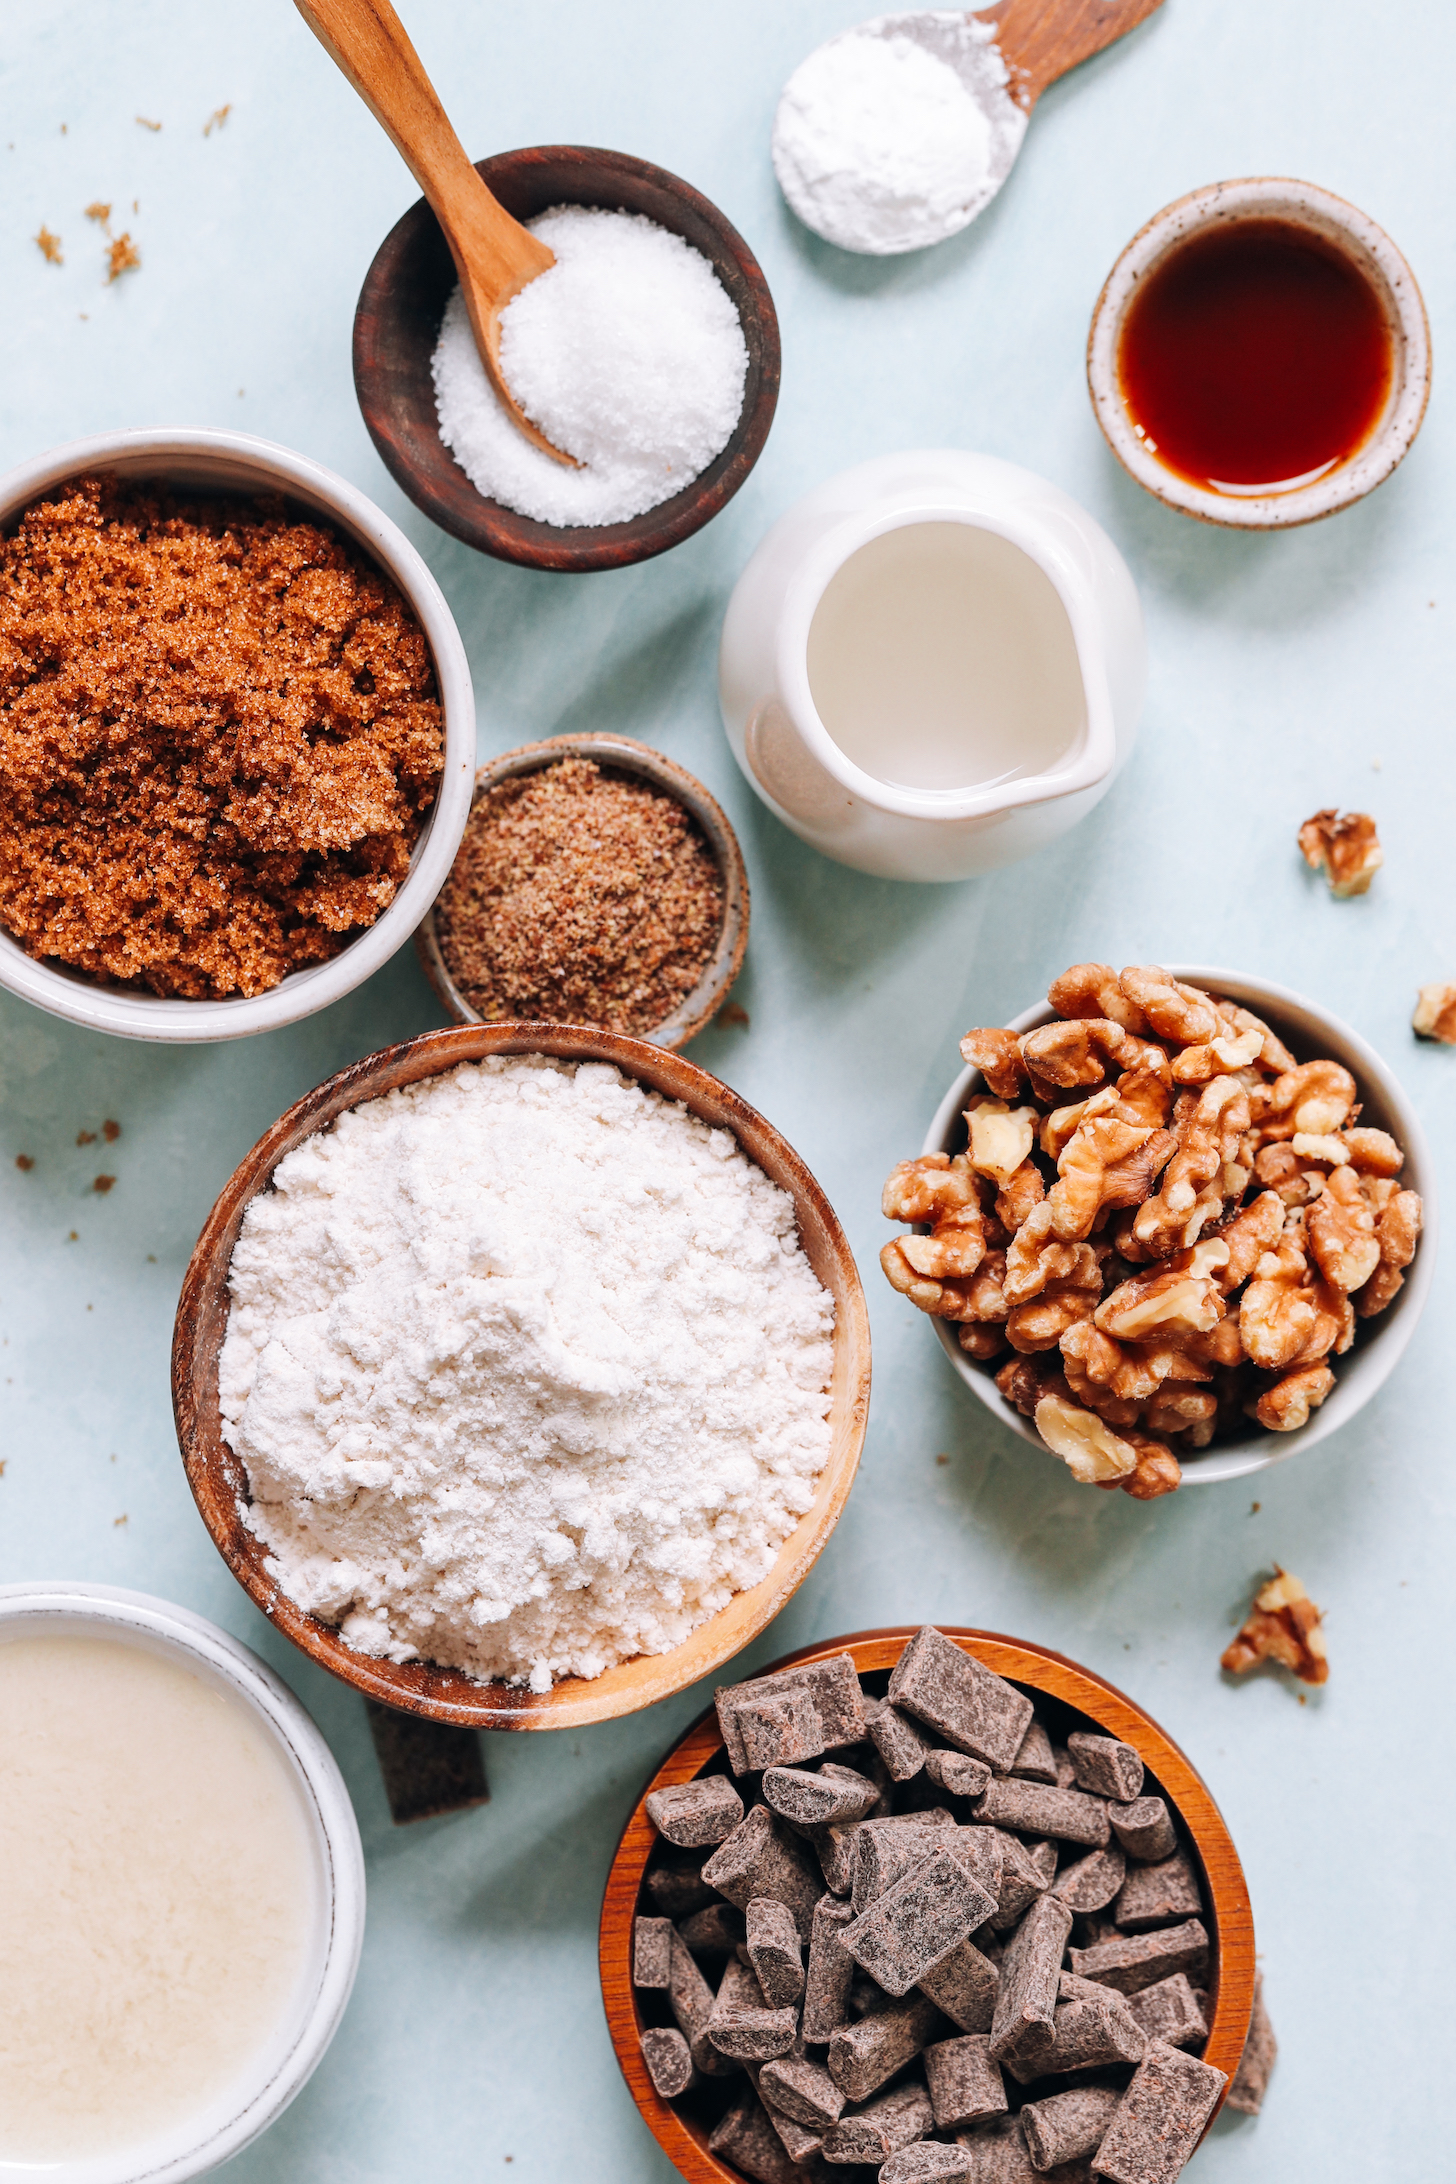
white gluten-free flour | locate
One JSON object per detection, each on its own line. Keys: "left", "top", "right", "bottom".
{"left": 772, "top": 12, "right": 1027, "bottom": 256}
{"left": 218, "top": 1057, "right": 835, "bottom": 1692}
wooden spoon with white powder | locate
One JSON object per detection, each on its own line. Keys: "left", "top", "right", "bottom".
{"left": 773, "top": 0, "right": 1165, "bottom": 256}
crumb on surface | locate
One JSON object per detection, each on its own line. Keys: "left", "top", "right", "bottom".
{"left": 77, "top": 1130, "right": 96, "bottom": 1145}
{"left": 105, "top": 231, "right": 140, "bottom": 282}
{"left": 66, "top": 1229, "right": 78, "bottom": 1241}
{"left": 135, "top": 115, "right": 161, "bottom": 131}
{"left": 0, "top": 475, "right": 443, "bottom": 999}
{"left": 114, "top": 1512, "right": 128, "bottom": 1525}
{"left": 92, "top": 1175, "right": 115, "bottom": 1194}
{"left": 204, "top": 104, "right": 232, "bottom": 136}
{"left": 103, "top": 1119, "right": 120, "bottom": 1141}
{"left": 935, "top": 1452, "right": 950, "bottom": 1465}
{"left": 718, "top": 1001, "right": 750, "bottom": 1028}
{"left": 84, "top": 200, "right": 111, "bottom": 225}
{"left": 34, "top": 224, "right": 63, "bottom": 264}
{"left": 433, "top": 756, "right": 723, "bottom": 1037}
{"left": 14, "top": 1154, "right": 34, "bottom": 1171}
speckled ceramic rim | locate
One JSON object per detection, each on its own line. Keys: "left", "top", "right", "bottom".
{"left": 0, "top": 428, "right": 476, "bottom": 1043}
{"left": 1088, "top": 178, "right": 1432, "bottom": 529}
{"left": 0, "top": 1581, "right": 365, "bottom": 2183}
{"left": 921, "top": 965, "right": 1437, "bottom": 1485}
{"left": 415, "top": 734, "right": 750, "bottom": 1047}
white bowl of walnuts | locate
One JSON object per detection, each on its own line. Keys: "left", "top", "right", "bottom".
{"left": 884, "top": 964, "right": 1435, "bottom": 1491}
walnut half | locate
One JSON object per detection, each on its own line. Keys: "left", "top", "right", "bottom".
{"left": 1221, "top": 1567, "right": 1329, "bottom": 1685}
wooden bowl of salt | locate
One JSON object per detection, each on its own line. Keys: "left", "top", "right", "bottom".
{"left": 353, "top": 145, "right": 781, "bottom": 572}
{"left": 172, "top": 1025, "right": 870, "bottom": 1730}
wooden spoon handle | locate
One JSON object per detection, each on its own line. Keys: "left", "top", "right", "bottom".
{"left": 293, "top": 0, "right": 551, "bottom": 295}
{"left": 976, "top": 0, "right": 1165, "bottom": 110}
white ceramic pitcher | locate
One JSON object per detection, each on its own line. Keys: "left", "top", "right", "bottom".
{"left": 719, "top": 451, "right": 1146, "bottom": 881}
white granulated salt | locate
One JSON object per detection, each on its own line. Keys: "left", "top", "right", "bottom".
{"left": 772, "top": 12, "right": 1026, "bottom": 256}
{"left": 218, "top": 1056, "right": 835, "bottom": 1694}
{"left": 431, "top": 205, "right": 749, "bottom": 528}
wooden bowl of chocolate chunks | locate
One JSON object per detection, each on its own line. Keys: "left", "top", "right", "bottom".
{"left": 601, "top": 1626, "right": 1256, "bottom": 2184}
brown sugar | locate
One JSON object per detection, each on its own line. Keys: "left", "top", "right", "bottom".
{"left": 0, "top": 476, "right": 443, "bottom": 999}
{"left": 431, "top": 757, "right": 723, "bottom": 1035}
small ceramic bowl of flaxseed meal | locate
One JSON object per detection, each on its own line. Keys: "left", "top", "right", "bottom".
{"left": 417, "top": 735, "right": 749, "bottom": 1047}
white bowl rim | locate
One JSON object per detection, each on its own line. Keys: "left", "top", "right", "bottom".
{"left": 920, "top": 964, "right": 1438, "bottom": 1485}
{"left": 0, "top": 427, "right": 476, "bottom": 1043}
{"left": 0, "top": 1579, "right": 365, "bottom": 2182}
{"left": 1087, "top": 177, "right": 1432, "bottom": 531}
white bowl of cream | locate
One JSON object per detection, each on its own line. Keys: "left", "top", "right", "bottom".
{"left": 0, "top": 1582, "right": 365, "bottom": 2182}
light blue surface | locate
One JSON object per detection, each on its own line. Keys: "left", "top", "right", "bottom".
{"left": 1, "top": 3, "right": 1452, "bottom": 2176}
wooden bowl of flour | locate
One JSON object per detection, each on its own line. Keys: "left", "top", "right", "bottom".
{"left": 172, "top": 1026, "right": 871, "bottom": 1731}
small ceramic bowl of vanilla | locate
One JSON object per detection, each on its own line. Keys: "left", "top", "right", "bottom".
{"left": 0, "top": 1581, "right": 364, "bottom": 2183}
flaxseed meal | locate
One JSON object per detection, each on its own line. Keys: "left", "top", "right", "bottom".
{"left": 0, "top": 476, "right": 444, "bottom": 999}
{"left": 431, "top": 756, "right": 724, "bottom": 1034}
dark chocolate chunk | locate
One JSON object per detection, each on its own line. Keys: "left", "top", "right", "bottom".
{"left": 709, "top": 2087, "right": 805, "bottom": 2183}
{"left": 843, "top": 1844, "right": 997, "bottom": 1997}
{"left": 989, "top": 1894, "right": 1073, "bottom": 2061}
{"left": 972, "top": 1779, "right": 1110, "bottom": 1849}
{"left": 852, "top": 1813, "right": 957, "bottom": 1913}
{"left": 1067, "top": 1918, "right": 1209, "bottom": 1997}
{"left": 956, "top": 2112, "right": 1086, "bottom": 2182}
{"left": 702, "top": 1804, "right": 823, "bottom": 1939}
{"left": 678, "top": 1901, "right": 745, "bottom": 1963}
{"left": 820, "top": 2075, "right": 933, "bottom": 2163}
{"left": 1065, "top": 1732, "right": 1144, "bottom": 1804}
{"left": 988, "top": 1830, "right": 1054, "bottom": 1932}
{"left": 827, "top": 1993, "right": 943, "bottom": 2102}
{"left": 1009, "top": 1717, "right": 1059, "bottom": 1784}
{"left": 866, "top": 1696, "right": 937, "bottom": 1781}
{"left": 1091, "top": 2038, "right": 1226, "bottom": 2184}
{"left": 926, "top": 1750, "right": 994, "bottom": 1800}
{"left": 667, "top": 1926, "right": 739, "bottom": 2078}
{"left": 918, "top": 1933, "right": 1000, "bottom": 2032}
{"left": 1051, "top": 1846, "right": 1126, "bottom": 1915}
{"left": 888, "top": 1628, "right": 1034, "bottom": 1771}
{"left": 809, "top": 1821, "right": 859, "bottom": 1896}
{"left": 717, "top": 1655, "right": 866, "bottom": 1776}
{"left": 760, "top": 2052, "right": 846, "bottom": 2130}
{"left": 882, "top": 2145, "right": 974, "bottom": 2183}
{"left": 1003, "top": 1990, "right": 1145, "bottom": 2085}
{"left": 640, "top": 2025, "right": 698, "bottom": 2099}
{"left": 1124, "top": 1973, "right": 1208, "bottom": 2052}
{"left": 1106, "top": 1796, "right": 1177, "bottom": 1865}
{"left": 1112, "top": 1852, "right": 1202, "bottom": 1934}
{"left": 633, "top": 1914, "right": 673, "bottom": 1988}
{"left": 755, "top": 2084, "right": 824, "bottom": 2166}
{"left": 1020, "top": 2083, "right": 1121, "bottom": 2169}
{"left": 708, "top": 1957, "right": 798, "bottom": 2061}
{"left": 764, "top": 1761, "right": 880, "bottom": 1828}
{"left": 646, "top": 1773, "right": 745, "bottom": 1847}
{"left": 803, "top": 1893, "right": 857, "bottom": 2041}
{"left": 364, "top": 1700, "right": 488, "bottom": 1825}
{"left": 1224, "top": 1971, "right": 1276, "bottom": 2116}
{"left": 646, "top": 1855, "right": 716, "bottom": 1920}
{"left": 748, "top": 1895, "right": 806, "bottom": 2007}
{"left": 923, "top": 2031, "right": 1008, "bottom": 2130}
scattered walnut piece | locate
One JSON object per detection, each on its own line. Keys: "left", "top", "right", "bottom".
{"left": 1298, "top": 808, "right": 1382, "bottom": 898}
{"left": 106, "top": 231, "right": 141, "bottom": 282}
{"left": 1222, "top": 1567, "right": 1328, "bottom": 1684}
{"left": 1412, "top": 983, "right": 1456, "bottom": 1043}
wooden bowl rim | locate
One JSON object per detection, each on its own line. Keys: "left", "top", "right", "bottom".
{"left": 599, "top": 1625, "right": 1255, "bottom": 2181}
{"left": 171, "top": 1025, "right": 870, "bottom": 1730}
{"left": 353, "top": 143, "right": 781, "bottom": 573}
{"left": 415, "top": 734, "right": 750, "bottom": 1049}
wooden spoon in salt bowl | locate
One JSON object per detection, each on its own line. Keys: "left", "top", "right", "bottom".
{"left": 294, "top": 0, "right": 573, "bottom": 462}
{"left": 774, "top": 0, "right": 1166, "bottom": 255}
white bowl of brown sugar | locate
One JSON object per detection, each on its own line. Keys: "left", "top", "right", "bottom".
{"left": 0, "top": 428, "right": 475, "bottom": 1043}
{"left": 416, "top": 734, "right": 749, "bottom": 1047}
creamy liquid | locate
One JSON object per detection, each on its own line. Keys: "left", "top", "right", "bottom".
{"left": 805, "top": 520, "right": 1085, "bottom": 793}
{"left": 0, "top": 1633, "right": 317, "bottom": 2164}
